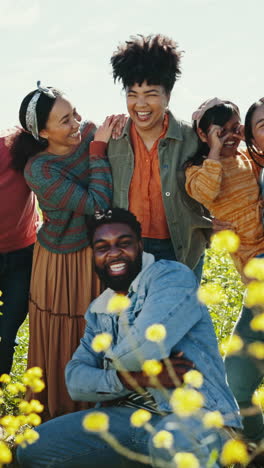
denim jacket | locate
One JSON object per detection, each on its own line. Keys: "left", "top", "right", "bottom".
{"left": 66, "top": 253, "right": 241, "bottom": 428}
{"left": 107, "top": 112, "right": 212, "bottom": 269}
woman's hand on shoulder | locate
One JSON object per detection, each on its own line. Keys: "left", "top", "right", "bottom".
{"left": 94, "top": 114, "right": 127, "bottom": 143}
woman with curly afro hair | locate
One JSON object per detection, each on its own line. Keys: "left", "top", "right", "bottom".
{"left": 108, "top": 34, "right": 212, "bottom": 281}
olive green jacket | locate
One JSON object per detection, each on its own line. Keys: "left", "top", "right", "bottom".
{"left": 107, "top": 112, "right": 212, "bottom": 269}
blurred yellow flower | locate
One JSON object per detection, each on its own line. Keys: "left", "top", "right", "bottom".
{"left": 183, "top": 370, "right": 203, "bottom": 388}
{"left": 25, "top": 367, "right": 43, "bottom": 378}
{"left": 15, "top": 428, "right": 39, "bottom": 448}
{"left": 248, "top": 342, "right": 264, "bottom": 359}
{"left": 107, "top": 294, "right": 130, "bottom": 314}
{"left": 26, "top": 413, "right": 42, "bottom": 426}
{"left": 244, "top": 258, "right": 264, "bottom": 281}
{"left": 170, "top": 388, "right": 204, "bottom": 417}
{"left": 142, "top": 360, "right": 163, "bottom": 376}
{"left": 145, "top": 324, "right": 166, "bottom": 342}
{"left": 130, "top": 409, "right": 151, "bottom": 427}
{"left": 91, "top": 333, "right": 112, "bottom": 353}
{"left": 173, "top": 452, "right": 200, "bottom": 468}
{"left": 0, "top": 441, "right": 12, "bottom": 464}
{"left": 252, "top": 388, "right": 264, "bottom": 408}
{"left": 197, "top": 283, "right": 224, "bottom": 305}
{"left": 0, "top": 301, "right": 3, "bottom": 306}
{"left": 0, "top": 374, "right": 11, "bottom": 383}
{"left": 250, "top": 312, "right": 264, "bottom": 331}
{"left": 29, "top": 399, "right": 44, "bottom": 414}
{"left": 152, "top": 430, "right": 173, "bottom": 449}
{"left": 219, "top": 335, "right": 243, "bottom": 356}
{"left": 203, "top": 411, "right": 224, "bottom": 428}
{"left": 30, "top": 378, "right": 45, "bottom": 393}
{"left": 220, "top": 439, "right": 249, "bottom": 465}
{"left": 211, "top": 230, "right": 240, "bottom": 253}
{"left": 245, "top": 282, "right": 264, "bottom": 307}
{"left": 6, "top": 383, "right": 26, "bottom": 395}
{"left": 83, "top": 412, "right": 109, "bottom": 432}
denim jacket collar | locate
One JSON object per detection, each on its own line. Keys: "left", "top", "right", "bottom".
{"left": 90, "top": 252, "right": 154, "bottom": 314}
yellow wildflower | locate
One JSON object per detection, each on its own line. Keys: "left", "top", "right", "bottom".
{"left": 130, "top": 409, "right": 151, "bottom": 427}
{"left": 220, "top": 439, "right": 249, "bottom": 465}
{"left": 91, "top": 333, "right": 112, "bottom": 353}
{"left": 248, "top": 342, "right": 264, "bottom": 359}
{"left": 170, "top": 388, "right": 204, "bottom": 417}
{"left": 252, "top": 388, "right": 264, "bottom": 408}
{"left": 29, "top": 399, "right": 44, "bottom": 413}
{"left": 29, "top": 378, "right": 45, "bottom": 393}
{"left": 244, "top": 258, "right": 264, "bottom": 280}
{"left": 244, "top": 258, "right": 264, "bottom": 281}
{"left": 219, "top": 335, "right": 243, "bottom": 356}
{"left": 0, "top": 374, "right": 11, "bottom": 383}
{"left": 183, "top": 370, "right": 203, "bottom": 388}
{"left": 0, "top": 301, "right": 3, "bottom": 306}
{"left": 83, "top": 412, "right": 109, "bottom": 432}
{"left": 23, "top": 428, "right": 40, "bottom": 444}
{"left": 15, "top": 429, "right": 40, "bottom": 448}
{"left": 250, "top": 312, "right": 264, "bottom": 331}
{"left": 107, "top": 294, "right": 130, "bottom": 314}
{"left": 6, "top": 383, "right": 24, "bottom": 395}
{"left": 142, "top": 360, "right": 163, "bottom": 376}
{"left": 203, "top": 411, "right": 224, "bottom": 428}
{"left": 26, "top": 413, "right": 42, "bottom": 426}
{"left": 145, "top": 324, "right": 166, "bottom": 342}
{"left": 245, "top": 282, "right": 264, "bottom": 307}
{"left": 0, "top": 291, "right": 2, "bottom": 296}
{"left": 0, "top": 441, "right": 12, "bottom": 464}
{"left": 173, "top": 452, "right": 200, "bottom": 468}
{"left": 197, "top": 283, "right": 224, "bottom": 305}
{"left": 211, "top": 230, "right": 240, "bottom": 253}
{"left": 25, "top": 367, "right": 43, "bottom": 378}
{"left": 152, "top": 430, "right": 173, "bottom": 449}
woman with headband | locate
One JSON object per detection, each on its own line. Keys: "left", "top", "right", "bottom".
{"left": 11, "top": 82, "right": 117, "bottom": 420}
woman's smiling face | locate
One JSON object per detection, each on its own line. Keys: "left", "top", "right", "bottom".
{"left": 126, "top": 81, "right": 169, "bottom": 133}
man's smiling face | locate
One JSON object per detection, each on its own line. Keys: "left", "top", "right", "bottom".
{"left": 92, "top": 223, "right": 143, "bottom": 294}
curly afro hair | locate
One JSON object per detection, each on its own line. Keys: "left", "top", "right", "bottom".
{"left": 111, "top": 34, "right": 182, "bottom": 94}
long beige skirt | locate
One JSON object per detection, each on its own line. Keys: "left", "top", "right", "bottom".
{"left": 26, "top": 241, "right": 101, "bottom": 421}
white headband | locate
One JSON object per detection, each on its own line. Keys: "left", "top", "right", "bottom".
{"left": 25, "top": 81, "right": 56, "bottom": 141}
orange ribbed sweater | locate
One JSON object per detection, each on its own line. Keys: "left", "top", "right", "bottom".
{"left": 185, "top": 150, "right": 264, "bottom": 280}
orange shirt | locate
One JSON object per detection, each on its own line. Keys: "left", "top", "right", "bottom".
{"left": 129, "top": 114, "right": 170, "bottom": 239}
{"left": 185, "top": 150, "right": 264, "bottom": 281}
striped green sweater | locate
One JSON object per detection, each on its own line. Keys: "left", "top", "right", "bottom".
{"left": 24, "top": 121, "right": 112, "bottom": 253}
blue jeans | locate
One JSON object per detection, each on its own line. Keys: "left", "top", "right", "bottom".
{"left": 0, "top": 244, "right": 34, "bottom": 375}
{"left": 16, "top": 407, "right": 228, "bottom": 467}
{"left": 142, "top": 237, "right": 204, "bottom": 282}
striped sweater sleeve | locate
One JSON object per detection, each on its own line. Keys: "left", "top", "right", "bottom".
{"left": 25, "top": 150, "right": 112, "bottom": 214}
{"left": 185, "top": 159, "right": 223, "bottom": 208}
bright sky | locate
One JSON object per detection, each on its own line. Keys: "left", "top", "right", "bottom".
{"left": 1, "top": 0, "right": 263, "bottom": 129}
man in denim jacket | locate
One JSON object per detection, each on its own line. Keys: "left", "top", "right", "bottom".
{"left": 17, "top": 209, "right": 241, "bottom": 468}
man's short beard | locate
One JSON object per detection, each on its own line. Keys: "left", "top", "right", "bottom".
{"left": 95, "top": 251, "right": 142, "bottom": 292}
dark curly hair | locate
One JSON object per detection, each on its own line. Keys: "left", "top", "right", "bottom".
{"left": 11, "top": 87, "right": 63, "bottom": 172}
{"left": 89, "top": 208, "right": 142, "bottom": 243}
{"left": 111, "top": 34, "right": 182, "bottom": 94}
{"left": 245, "top": 99, "right": 264, "bottom": 167}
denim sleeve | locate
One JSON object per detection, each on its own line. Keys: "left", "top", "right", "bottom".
{"left": 106, "top": 263, "right": 204, "bottom": 371}
{"left": 65, "top": 313, "right": 130, "bottom": 402}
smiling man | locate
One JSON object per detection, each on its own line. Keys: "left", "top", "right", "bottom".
{"left": 108, "top": 34, "right": 212, "bottom": 281}
{"left": 17, "top": 208, "right": 241, "bottom": 468}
